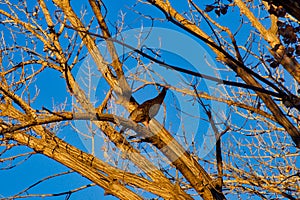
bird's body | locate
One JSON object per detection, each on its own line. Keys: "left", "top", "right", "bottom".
{"left": 129, "top": 87, "right": 168, "bottom": 126}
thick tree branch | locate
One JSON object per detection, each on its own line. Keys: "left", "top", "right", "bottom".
{"left": 235, "top": 0, "right": 300, "bottom": 84}
{"left": 146, "top": 0, "right": 300, "bottom": 148}
{"left": 5, "top": 131, "right": 143, "bottom": 200}
{"left": 52, "top": 1, "right": 227, "bottom": 199}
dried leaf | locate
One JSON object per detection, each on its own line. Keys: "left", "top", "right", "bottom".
{"left": 205, "top": 5, "right": 215, "bottom": 12}
{"left": 270, "top": 61, "right": 279, "bottom": 68}
{"left": 220, "top": 5, "right": 228, "bottom": 15}
{"left": 215, "top": 9, "right": 221, "bottom": 16}
{"left": 295, "top": 45, "right": 300, "bottom": 55}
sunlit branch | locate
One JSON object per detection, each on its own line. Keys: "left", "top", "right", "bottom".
{"left": 58, "top": 21, "right": 286, "bottom": 98}
{"left": 0, "top": 110, "right": 154, "bottom": 140}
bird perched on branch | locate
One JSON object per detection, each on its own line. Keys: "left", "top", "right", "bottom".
{"left": 129, "top": 86, "right": 168, "bottom": 127}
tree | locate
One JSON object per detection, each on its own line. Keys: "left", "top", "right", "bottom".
{"left": 0, "top": 0, "right": 299, "bottom": 199}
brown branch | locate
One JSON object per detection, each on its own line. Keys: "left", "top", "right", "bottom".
{"left": 263, "top": 0, "right": 300, "bottom": 25}
{"left": 5, "top": 131, "right": 143, "bottom": 200}
{"left": 1, "top": 104, "right": 191, "bottom": 199}
{"left": 0, "top": 111, "right": 151, "bottom": 138}
{"left": 88, "top": 0, "right": 124, "bottom": 78}
{"left": 52, "top": 1, "right": 225, "bottom": 199}
{"left": 146, "top": 0, "right": 300, "bottom": 148}
{"left": 24, "top": 2, "right": 193, "bottom": 198}
{"left": 235, "top": 0, "right": 300, "bottom": 84}
{"left": 193, "top": 86, "right": 228, "bottom": 192}
{"left": 47, "top": 22, "right": 285, "bottom": 98}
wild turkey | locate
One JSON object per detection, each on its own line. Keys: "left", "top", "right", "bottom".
{"left": 129, "top": 87, "right": 168, "bottom": 126}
